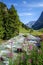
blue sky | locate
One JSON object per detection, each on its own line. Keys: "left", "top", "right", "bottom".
{"left": 0, "top": 0, "right": 43, "bottom": 24}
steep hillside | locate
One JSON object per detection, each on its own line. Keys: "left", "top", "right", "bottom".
{"left": 32, "top": 12, "right": 43, "bottom": 30}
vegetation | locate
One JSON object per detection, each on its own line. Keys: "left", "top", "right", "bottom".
{"left": 38, "top": 28, "right": 43, "bottom": 32}
{"left": 8, "top": 41, "right": 43, "bottom": 65}
{"left": 0, "top": 2, "right": 21, "bottom": 40}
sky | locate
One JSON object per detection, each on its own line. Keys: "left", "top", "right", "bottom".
{"left": 0, "top": 0, "right": 43, "bottom": 24}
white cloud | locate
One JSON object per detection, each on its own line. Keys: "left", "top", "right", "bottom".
{"left": 28, "top": 3, "right": 43, "bottom": 7}
{"left": 18, "top": 12, "right": 32, "bottom": 16}
{"left": 38, "top": 3, "right": 43, "bottom": 7}
{"left": 7, "top": 3, "right": 18, "bottom": 6}
{"left": 26, "top": 3, "right": 43, "bottom": 7}
{"left": 14, "top": 3, "right": 18, "bottom": 6}
{"left": 21, "top": 2, "right": 43, "bottom": 8}
{"left": 22, "top": 1, "right": 27, "bottom": 4}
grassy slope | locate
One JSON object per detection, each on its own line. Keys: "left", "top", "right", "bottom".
{"left": 31, "top": 30, "right": 42, "bottom": 36}
{"left": 19, "top": 25, "right": 43, "bottom": 36}
{"left": 19, "top": 26, "right": 29, "bottom": 33}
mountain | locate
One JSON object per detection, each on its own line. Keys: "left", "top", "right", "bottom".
{"left": 26, "top": 21, "right": 36, "bottom": 28}
{"left": 32, "top": 12, "right": 43, "bottom": 30}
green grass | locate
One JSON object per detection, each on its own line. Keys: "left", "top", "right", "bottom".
{"left": 19, "top": 26, "right": 29, "bottom": 33}
{"left": 19, "top": 26, "right": 43, "bottom": 36}
{"left": 31, "top": 30, "right": 42, "bottom": 36}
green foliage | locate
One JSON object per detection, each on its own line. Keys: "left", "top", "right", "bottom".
{"left": 0, "top": 2, "right": 20, "bottom": 40}
{"left": 0, "top": 8, "right": 4, "bottom": 39}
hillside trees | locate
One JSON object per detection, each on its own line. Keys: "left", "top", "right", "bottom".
{"left": 0, "top": 2, "right": 21, "bottom": 40}
{"left": 0, "top": 9, "right": 4, "bottom": 39}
